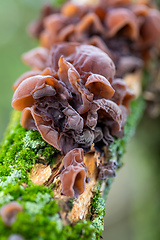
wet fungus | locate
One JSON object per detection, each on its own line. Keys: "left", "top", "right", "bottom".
{"left": 12, "top": 43, "right": 132, "bottom": 155}
{"left": 12, "top": 42, "right": 135, "bottom": 197}
{"left": 60, "top": 148, "right": 87, "bottom": 198}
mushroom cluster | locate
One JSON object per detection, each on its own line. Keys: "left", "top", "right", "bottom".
{"left": 12, "top": 43, "right": 134, "bottom": 154}
{"left": 28, "top": 0, "right": 160, "bottom": 77}
{"left": 12, "top": 43, "right": 134, "bottom": 197}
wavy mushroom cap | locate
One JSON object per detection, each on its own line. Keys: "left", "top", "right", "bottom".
{"left": 85, "top": 74, "right": 115, "bottom": 99}
{"left": 12, "top": 42, "right": 134, "bottom": 156}
{"left": 105, "top": 8, "right": 138, "bottom": 40}
{"left": 0, "top": 201, "right": 23, "bottom": 226}
{"left": 13, "top": 70, "right": 41, "bottom": 91}
{"left": 111, "top": 78, "right": 135, "bottom": 111}
{"left": 60, "top": 148, "right": 87, "bottom": 198}
{"left": 22, "top": 47, "right": 49, "bottom": 70}
{"left": 139, "top": 9, "right": 160, "bottom": 46}
{"left": 51, "top": 43, "right": 116, "bottom": 82}
{"left": 12, "top": 75, "right": 54, "bottom": 111}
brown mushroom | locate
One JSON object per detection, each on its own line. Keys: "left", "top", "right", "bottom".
{"left": 86, "top": 99, "right": 123, "bottom": 131}
{"left": 85, "top": 74, "right": 115, "bottom": 99}
{"left": 139, "top": 9, "right": 160, "bottom": 46}
{"left": 75, "top": 12, "right": 104, "bottom": 37}
{"left": 12, "top": 75, "right": 53, "bottom": 111}
{"left": 50, "top": 43, "right": 116, "bottom": 83}
{"left": 30, "top": 106, "right": 61, "bottom": 151}
{"left": 13, "top": 70, "right": 41, "bottom": 91}
{"left": 22, "top": 47, "right": 49, "bottom": 70}
{"left": 105, "top": 8, "right": 138, "bottom": 40}
{"left": 0, "top": 201, "right": 23, "bottom": 226}
{"left": 60, "top": 148, "right": 87, "bottom": 198}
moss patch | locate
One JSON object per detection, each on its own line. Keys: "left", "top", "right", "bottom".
{"left": 0, "top": 110, "right": 59, "bottom": 184}
{"left": 90, "top": 185, "right": 105, "bottom": 239}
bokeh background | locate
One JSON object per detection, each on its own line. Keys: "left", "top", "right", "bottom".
{"left": 0, "top": 1, "right": 159, "bottom": 239}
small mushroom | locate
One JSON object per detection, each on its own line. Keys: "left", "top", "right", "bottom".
{"left": 21, "top": 107, "right": 37, "bottom": 130}
{"left": 76, "top": 13, "right": 104, "bottom": 36}
{"left": 98, "top": 160, "right": 117, "bottom": 179}
{"left": 60, "top": 148, "right": 87, "bottom": 198}
{"left": 12, "top": 75, "right": 53, "bottom": 111}
{"left": 0, "top": 201, "right": 23, "bottom": 226}
{"left": 86, "top": 99, "right": 123, "bottom": 131}
{"left": 31, "top": 106, "right": 61, "bottom": 151}
{"left": 13, "top": 70, "right": 41, "bottom": 91}
{"left": 111, "top": 78, "right": 135, "bottom": 111}
{"left": 22, "top": 47, "right": 49, "bottom": 70}
{"left": 85, "top": 74, "right": 115, "bottom": 99}
{"left": 139, "top": 9, "right": 160, "bottom": 46}
{"left": 105, "top": 8, "right": 138, "bottom": 40}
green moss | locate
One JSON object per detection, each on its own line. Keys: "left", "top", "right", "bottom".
{"left": 63, "top": 220, "right": 96, "bottom": 240}
{"left": 0, "top": 110, "right": 59, "bottom": 184}
{"left": 89, "top": 185, "right": 105, "bottom": 239}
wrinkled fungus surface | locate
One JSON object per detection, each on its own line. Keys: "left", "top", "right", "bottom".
{"left": 12, "top": 42, "right": 135, "bottom": 197}
{"left": 60, "top": 148, "right": 87, "bottom": 198}
{"left": 28, "top": 0, "right": 160, "bottom": 77}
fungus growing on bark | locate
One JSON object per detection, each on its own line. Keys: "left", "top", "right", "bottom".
{"left": 105, "top": 8, "right": 138, "bottom": 40}
{"left": 0, "top": 201, "right": 23, "bottom": 226}
{"left": 60, "top": 148, "right": 87, "bottom": 198}
{"left": 12, "top": 42, "right": 135, "bottom": 197}
{"left": 12, "top": 43, "right": 130, "bottom": 157}
{"left": 98, "top": 160, "right": 117, "bottom": 179}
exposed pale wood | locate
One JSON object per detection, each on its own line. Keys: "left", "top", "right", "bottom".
{"left": 30, "top": 163, "right": 52, "bottom": 185}
{"left": 124, "top": 70, "right": 143, "bottom": 98}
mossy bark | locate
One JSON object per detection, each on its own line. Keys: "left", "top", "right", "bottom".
{"left": 0, "top": 96, "right": 145, "bottom": 240}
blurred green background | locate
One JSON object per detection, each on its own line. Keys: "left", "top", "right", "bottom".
{"left": 0, "top": 0, "right": 159, "bottom": 239}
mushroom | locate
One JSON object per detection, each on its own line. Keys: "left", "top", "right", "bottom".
{"left": 85, "top": 74, "right": 115, "bottom": 99}
{"left": 12, "top": 75, "right": 53, "bottom": 111}
{"left": 105, "top": 8, "right": 138, "bottom": 40}
{"left": 13, "top": 70, "right": 41, "bottom": 91}
{"left": 22, "top": 47, "right": 49, "bottom": 70}
{"left": 60, "top": 148, "right": 87, "bottom": 198}
{"left": 12, "top": 42, "right": 135, "bottom": 182}
{"left": 0, "top": 201, "right": 23, "bottom": 226}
